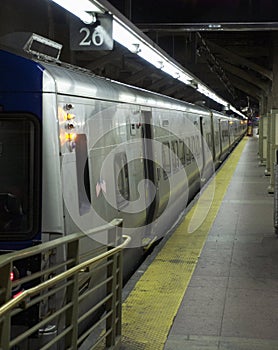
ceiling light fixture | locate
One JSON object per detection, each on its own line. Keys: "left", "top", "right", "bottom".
{"left": 48, "top": 0, "right": 247, "bottom": 119}
{"left": 51, "top": 0, "right": 103, "bottom": 24}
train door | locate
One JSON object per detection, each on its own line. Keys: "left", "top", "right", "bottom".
{"left": 141, "top": 111, "right": 159, "bottom": 226}
{"left": 210, "top": 113, "right": 216, "bottom": 162}
{"left": 199, "top": 117, "right": 206, "bottom": 176}
{"left": 219, "top": 119, "right": 223, "bottom": 155}
{"left": 228, "top": 121, "right": 231, "bottom": 146}
{"left": 199, "top": 116, "right": 214, "bottom": 181}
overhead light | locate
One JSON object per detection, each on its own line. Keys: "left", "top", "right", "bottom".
{"left": 241, "top": 106, "right": 248, "bottom": 112}
{"left": 131, "top": 44, "right": 141, "bottom": 54}
{"left": 197, "top": 84, "right": 228, "bottom": 107}
{"left": 161, "top": 61, "right": 180, "bottom": 79}
{"left": 48, "top": 0, "right": 246, "bottom": 119}
{"left": 113, "top": 20, "right": 141, "bottom": 52}
{"left": 178, "top": 72, "right": 193, "bottom": 85}
{"left": 51, "top": 0, "right": 103, "bottom": 24}
{"left": 230, "top": 106, "right": 247, "bottom": 119}
{"left": 138, "top": 44, "right": 165, "bottom": 69}
{"left": 113, "top": 19, "right": 194, "bottom": 80}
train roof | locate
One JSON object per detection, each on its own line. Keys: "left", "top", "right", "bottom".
{"left": 0, "top": 48, "right": 241, "bottom": 120}
{"left": 42, "top": 60, "right": 211, "bottom": 116}
{"left": 0, "top": 47, "right": 213, "bottom": 116}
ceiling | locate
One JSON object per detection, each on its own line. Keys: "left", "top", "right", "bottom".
{"left": 1, "top": 0, "right": 277, "bottom": 118}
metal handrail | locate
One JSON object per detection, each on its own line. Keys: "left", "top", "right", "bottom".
{"left": 0, "top": 235, "right": 130, "bottom": 316}
{"left": 0, "top": 218, "right": 129, "bottom": 350}
{"left": 0, "top": 218, "right": 124, "bottom": 266}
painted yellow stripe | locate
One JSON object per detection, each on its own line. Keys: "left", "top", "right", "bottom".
{"left": 121, "top": 137, "right": 248, "bottom": 350}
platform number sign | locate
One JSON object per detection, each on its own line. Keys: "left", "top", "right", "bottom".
{"left": 70, "top": 14, "right": 113, "bottom": 51}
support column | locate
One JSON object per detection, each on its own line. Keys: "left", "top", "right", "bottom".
{"left": 268, "top": 108, "right": 278, "bottom": 193}
{"left": 259, "top": 97, "right": 267, "bottom": 166}
{"left": 265, "top": 97, "right": 272, "bottom": 177}
{"left": 267, "top": 35, "right": 278, "bottom": 193}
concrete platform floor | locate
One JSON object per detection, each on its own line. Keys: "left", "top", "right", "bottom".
{"left": 164, "top": 136, "right": 278, "bottom": 350}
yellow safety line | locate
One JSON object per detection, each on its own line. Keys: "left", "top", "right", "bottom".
{"left": 121, "top": 137, "right": 248, "bottom": 350}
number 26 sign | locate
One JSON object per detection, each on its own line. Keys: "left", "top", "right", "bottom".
{"left": 70, "top": 14, "right": 113, "bottom": 51}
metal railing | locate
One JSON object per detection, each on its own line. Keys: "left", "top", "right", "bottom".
{"left": 0, "top": 219, "right": 130, "bottom": 350}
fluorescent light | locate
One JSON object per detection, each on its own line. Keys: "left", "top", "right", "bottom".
{"left": 197, "top": 85, "right": 246, "bottom": 118}
{"left": 230, "top": 106, "right": 247, "bottom": 119}
{"left": 113, "top": 18, "right": 243, "bottom": 109}
{"left": 113, "top": 20, "right": 172, "bottom": 70}
{"left": 113, "top": 19, "right": 194, "bottom": 80}
{"left": 161, "top": 61, "right": 180, "bottom": 78}
{"left": 138, "top": 44, "right": 165, "bottom": 69}
{"left": 113, "top": 20, "right": 141, "bottom": 52}
{"left": 51, "top": 0, "right": 103, "bottom": 24}
{"left": 197, "top": 84, "right": 228, "bottom": 107}
{"left": 178, "top": 72, "right": 193, "bottom": 85}
{"left": 48, "top": 0, "right": 246, "bottom": 118}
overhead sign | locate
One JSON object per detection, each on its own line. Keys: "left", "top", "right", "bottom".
{"left": 70, "top": 14, "right": 113, "bottom": 51}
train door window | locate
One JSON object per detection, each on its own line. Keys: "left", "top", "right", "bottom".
{"left": 185, "top": 137, "right": 191, "bottom": 164}
{"left": 206, "top": 133, "right": 212, "bottom": 149}
{"left": 215, "top": 131, "right": 219, "bottom": 147}
{"left": 178, "top": 140, "right": 186, "bottom": 166}
{"left": 75, "top": 134, "right": 91, "bottom": 216}
{"left": 191, "top": 136, "right": 195, "bottom": 160}
{"left": 171, "top": 140, "right": 179, "bottom": 172}
{"left": 114, "top": 153, "right": 130, "bottom": 208}
{"left": 222, "top": 128, "right": 228, "bottom": 142}
{"left": 0, "top": 114, "right": 40, "bottom": 240}
{"left": 195, "top": 135, "right": 201, "bottom": 157}
{"left": 162, "top": 142, "right": 171, "bottom": 178}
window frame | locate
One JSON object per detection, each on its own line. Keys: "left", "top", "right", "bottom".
{"left": 114, "top": 152, "right": 130, "bottom": 208}
{"left": 0, "top": 113, "right": 41, "bottom": 240}
{"left": 162, "top": 141, "right": 171, "bottom": 178}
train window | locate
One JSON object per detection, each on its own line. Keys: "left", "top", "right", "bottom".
{"left": 178, "top": 140, "right": 186, "bottom": 166}
{"left": 162, "top": 142, "right": 171, "bottom": 177}
{"left": 0, "top": 114, "right": 40, "bottom": 240}
{"left": 191, "top": 136, "right": 195, "bottom": 160}
{"left": 75, "top": 134, "right": 91, "bottom": 216}
{"left": 195, "top": 135, "right": 201, "bottom": 157}
{"left": 114, "top": 153, "right": 130, "bottom": 207}
{"left": 222, "top": 129, "right": 228, "bottom": 141}
{"left": 171, "top": 140, "right": 179, "bottom": 171}
{"left": 206, "top": 133, "right": 212, "bottom": 149}
{"left": 215, "top": 131, "right": 220, "bottom": 146}
{"left": 185, "top": 137, "right": 191, "bottom": 164}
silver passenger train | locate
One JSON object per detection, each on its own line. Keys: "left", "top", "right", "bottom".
{"left": 0, "top": 47, "right": 246, "bottom": 344}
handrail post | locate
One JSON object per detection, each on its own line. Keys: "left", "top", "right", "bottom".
{"left": 115, "top": 248, "right": 123, "bottom": 344}
{"left": 65, "top": 239, "right": 80, "bottom": 350}
{"left": 106, "top": 253, "right": 117, "bottom": 348}
{"left": 106, "top": 221, "right": 123, "bottom": 348}
{"left": 115, "top": 222, "right": 123, "bottom": 347}
{"left": 0, "top": 262, "right": 12, "bottom": 349}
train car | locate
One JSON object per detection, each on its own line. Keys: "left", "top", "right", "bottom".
{"left": 0, "top": 46, "right": 246, "bottom": 345}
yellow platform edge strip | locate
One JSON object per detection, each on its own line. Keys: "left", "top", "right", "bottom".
{"left": 121, "top": 137, "right": 248, "bottom": 350}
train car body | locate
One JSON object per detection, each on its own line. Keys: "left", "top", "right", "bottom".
{"left": 0, "top": 48, "right": 246, "bottom": 345}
